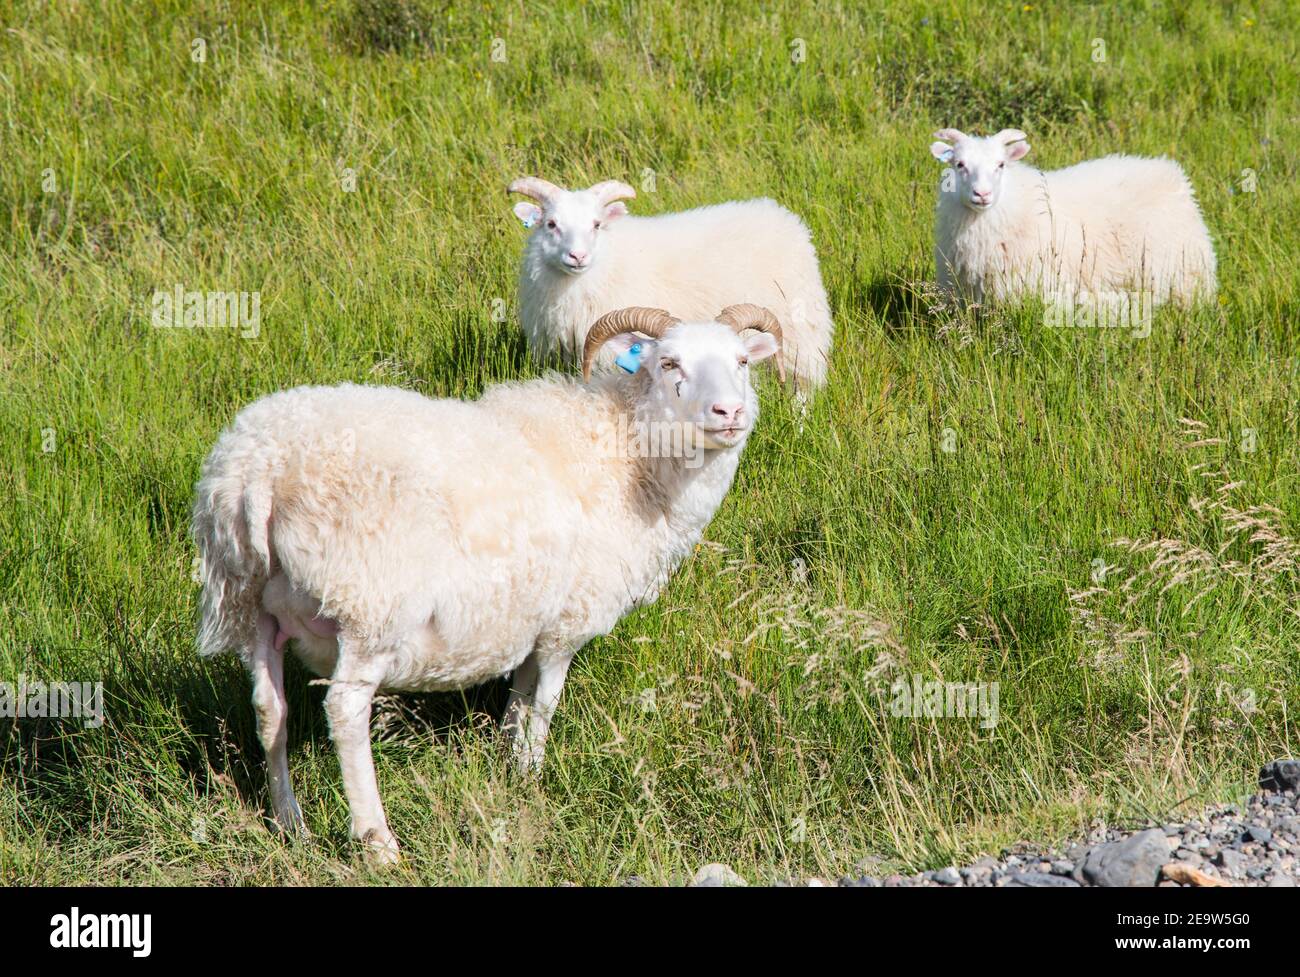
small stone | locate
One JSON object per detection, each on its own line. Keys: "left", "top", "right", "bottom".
{"left": 1004, "top": 872, "right": 1081, "bottom": 887}
{"left": 1215, "top": 849, "right": 1247, "bottom": 878}
{"left": 1246, "top": 825, "right": 1273, "bottom": 845}
{"left": 838, "top": 875, "right": 881, "bottom": 887}
{"left": 1268, "top": 873, "right": 1297, "bottom": 887}
{"left": 1081, "top": 828, "right": 1171, "bottom": 887}
{"left": 1246, "top": 866, "right": 1269, "bottom": 880}
{"left": 690, "top": 863, "right": 747, "bottom": 887}
{"left": 1050, "top": 860, "right": 1074, "bottom": 876}
{"left": 934, "top": 866, "right": 962, "bottom": 885}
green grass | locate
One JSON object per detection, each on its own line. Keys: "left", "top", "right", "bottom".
{"left": 2, "top": 0, "right": 1298, "bottom": 885}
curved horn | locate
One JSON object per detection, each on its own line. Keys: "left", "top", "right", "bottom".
{"left": 716, "top": 304, "right": 786, "bottom": 384}
{"left": 933, "top": 128, "right": 967, "bottom": 144}
{"left": 587, "top": 180, "right": 636, "bottom": 206}
{"left": 993, "top": 128, "right": 1028, "bottom": 145}
{"left": 508, "top": 176, "right": 563, "bottom": 203}
{"left": 581, "top": 307, "right": 680, "bottom": 380}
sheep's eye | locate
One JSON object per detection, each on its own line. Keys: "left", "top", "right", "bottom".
{"left": 998, "top": 162, "right": 1005, "bottom": 170}
{"left": 660, "top": 358, "right": 678, "bottom": 372}
{"left": 956, "top": 161, "right": 966, "bottom": 171}
{"left": 546, "top": 219, "right": 557, "bottom": 230}
{"left": 738, "top": 357, "right": 749, "bottom": 367}
{"left": 593, "top": 220, "right": 601, "bottom": 230}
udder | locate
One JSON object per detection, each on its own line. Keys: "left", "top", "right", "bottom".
{"left": 261, "top": 573, "right": 341, "bottom": 677}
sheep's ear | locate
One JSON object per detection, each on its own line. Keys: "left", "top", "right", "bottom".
{"left": 603, "top": 331, "right": 655, "bottom": 355}
{"left": 930, "top": 141, "right": 955, "bottom": 163}
{"left": 603, "top": 201, "right": 629, "bottom": 222}
{"left": 513, "top": 201, "right": 542, "bottom": 228}
{"left": 742, "top": 332, "right": 779, "bottom": 363}
{"left": 1006, "top": 140, "right": 1030, "bottom": 162}
{"left": 605, "top": 333, "right": 657, "bottom": 374}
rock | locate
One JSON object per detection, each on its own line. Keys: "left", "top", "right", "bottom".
{"left": 1081, "top": 828, "right": 1171, "bottom": 887}
{"left": 1050, "top": 860, "right": 1074, "bottom": 875}
{"left": 1215, "top": 849, "right": 1247, "bottom": 878}
{"left": 1260, "top": 759, "right": 1300, "bottom": 793}
{"left": 934, "top": 866, "right": 962, "bottom": 885}
{"left": 1246, "top": 825, "right": 1273, "bottom": 845}
{"left": 1267, "top": 873, "right": 1296, "bottom": 887}
{"left": 690, "top": 863, "right": 747, "bottom": 887}
{"left": 838, "top": 875, "right": 881, "bottom": 887}
{"left": 1004, "top": 871, "right": 1081, "bottom": 887}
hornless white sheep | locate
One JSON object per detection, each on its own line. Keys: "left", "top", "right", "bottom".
{"left": 509, "top": 176, "right": 834, "bottom": 389}
{"left": 929, "top": 128, "right": 1216, "bottom": 308}
{"left": 191, "top": 304, "right": 784, "bottom": 862}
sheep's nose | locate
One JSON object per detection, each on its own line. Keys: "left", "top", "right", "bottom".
{"left": 567, "top": 251, "right": 588, "bottom": 265}
{"left": 710, "top": 402, "right": 744, "bottom": 423}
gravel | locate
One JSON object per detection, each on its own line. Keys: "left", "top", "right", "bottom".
{"left": 684, "top": 758, "right": 1300, "bottom": 888}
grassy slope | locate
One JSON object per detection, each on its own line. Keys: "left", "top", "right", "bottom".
{"left": 1, "top": 0, "right": 1297, "bottom": 884}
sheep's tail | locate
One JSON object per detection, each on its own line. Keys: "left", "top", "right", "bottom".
{"left": 192, "top": 462, "right": 275, "bottom": 659}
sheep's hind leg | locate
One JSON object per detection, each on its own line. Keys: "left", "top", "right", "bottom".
{"left": 503, "top": 651, "right": 540, "bottom": 760}
{"left": 249, "top": 611, "right": 307, "bottom": 836}
{"left": 504, "top": 648, "right": 573, "bottom": 775}
{"left": 324, "top": 638, "right": 399, "bottom": 864}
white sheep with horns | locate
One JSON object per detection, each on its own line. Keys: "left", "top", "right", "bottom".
{"left": 509, "top": 176, "right": 834, "bottom": 389}
{"left": 929, "top": 127, "right": 1217, "bottom": 308}
{"left": 191, "top": 304, "right": 784, "bottom": 862}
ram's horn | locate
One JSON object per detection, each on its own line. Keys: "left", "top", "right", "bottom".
{"left": 932, "top": 128, "right": 968, "bottom": 143}
{"left": 715, "top": 304, "right": 786, "bottom": 384}
{"left": 993, "top": 128, "right": 1028, "bottom": 145}
{"left": 587, "top": 180, "right": 637, "bottom": 206}
{"left": 508, "top": 176, "right": 563, "bottom": 202}
{"left": 581, "top": 307, "right": 680, "bottom": 379}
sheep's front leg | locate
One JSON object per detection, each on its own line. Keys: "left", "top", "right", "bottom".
{"left": 249, "top": 612, "right": 306, "bottom": 835}
{"left": 503, "top": 650, "right": 573, "bottom": 774}
{"left": 324, "top": 644, "right": 399, "bottom": 864}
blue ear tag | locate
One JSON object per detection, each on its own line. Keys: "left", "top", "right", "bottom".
{"left": 520, "top": 213, "right": 537, "bottom": 229}
{"left": 615, "top": 342, "right": 644, "bottom": 374}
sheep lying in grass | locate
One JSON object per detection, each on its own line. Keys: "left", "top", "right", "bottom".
{"left": 191, "top": 304, "right": 783, "bottom": 862}
{"left": 509, "top": 176, "right": 833, "bottom": 389}
{"left": 929, "top": 128, "right": 1217, "bottom": 309}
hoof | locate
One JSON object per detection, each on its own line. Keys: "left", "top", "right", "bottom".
{"left": 270, "top": 802, "right": 310, "bottom": 839}
{"left": 359, "top": 828, "right": 402, "bottom": 865}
